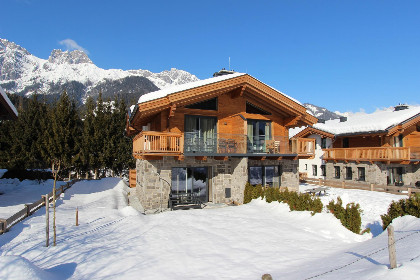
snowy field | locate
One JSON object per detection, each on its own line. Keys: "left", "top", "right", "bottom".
{"left": 0, "top": 178, "right": 419, "bottom": 279}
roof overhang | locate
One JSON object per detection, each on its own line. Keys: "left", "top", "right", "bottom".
{"left": 128, "top": 74, "right": 317, "bottom": 132}
{"left": 294, "top": 126, "right": 335, "bottom": 139}
{"left": 0, "top": 86, "right": 18, "bottom": 120}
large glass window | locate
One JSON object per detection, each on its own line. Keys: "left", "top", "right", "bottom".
{"left": 321, "top": 138, "right": 327, "bottom": 149}
{"left": 249, "top": 166, "right": 281, "bottom": 187}
{"left": 184, "top": 115, "right": 217, "bottom": 153}
{"left": 387, "top": 167, "right": 404, "bottom": 186}
{"left": 247, "top": 120, "right": 272, "bottom": 153}
{"left": 321, "top": 165, "right": 326, "bottom": 177}
{"left": 171, "top": 167, "right": 208, "bottom": 202}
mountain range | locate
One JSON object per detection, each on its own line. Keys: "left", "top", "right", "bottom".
{"left": 0, "top": 38, "right": 199, "bottom": 105}
{"left": 0, "top": 38, "right": 340, "bottom": 120}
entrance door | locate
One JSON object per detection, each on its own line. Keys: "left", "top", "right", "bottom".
{"left": 171, "top": 167, "right": 208, "bottom": 202}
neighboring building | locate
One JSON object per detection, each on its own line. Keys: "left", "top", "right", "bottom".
{"left": 127, "top": 72, "right": 317, "bottom": 211}
{"left": 0, "top": 86, "right": 18, "bottom": 120}
{"left": 291, "top": 126, "right": 334, "bottom": 179}
{"left": 295, "top": 105, "right": 420, "bottom": 187}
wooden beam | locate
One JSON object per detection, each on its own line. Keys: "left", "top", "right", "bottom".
{"left": 284, "top": 116, "right": 302, "bottom": 127}
{"left": 249, "top": 156, "right": 266, "bottom": 161}
{"left": 214, "top": 156, "right": 229, "bottom": 161}
{"left": 175, "top": 155, "right": 185, "bottom": 161}
{"left": 143, "top": 155, "right": 163, "bottom": 161}
{"left": 169, "top": 103, "right": 176, "bottom": 118}
{"left": 230, "top": 85, "right": 246, "bottom": 99}
{"left": 195, "top": 156, "right": 207, "bottom": 161}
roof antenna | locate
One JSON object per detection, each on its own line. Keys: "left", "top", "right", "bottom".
{"left": 229, "top": 57, "right": 231, "bottom": 71}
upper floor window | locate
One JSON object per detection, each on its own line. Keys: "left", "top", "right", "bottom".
{"left": 343, "top": 138, "right": 349, "bottom": 148}
{"left": 321, "top": 138, "right": 327, "bottom": 149}
{"left": 185, "top": 97, "right": 217, "bottom": 111}
{"left": 246, "top": 102, "right": 271, "bottom": 115}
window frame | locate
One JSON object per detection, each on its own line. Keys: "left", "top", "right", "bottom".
{"left": 345, "top": 167, "right": 352, "bottom": 180}
{"left": 334, "top": 166, "right": 341, "bottom": 179}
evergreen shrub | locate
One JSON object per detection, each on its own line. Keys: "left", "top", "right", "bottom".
{"left": 2, "top": 169, "right": 53, "bottom": 182}
{"left": 381, "top": 194, "right": 420, "bottom": 229}
{"left": 327, "top": 197, "right": 362, "bottom": 234}
{"left": 243, "top": 184, "right": 323, "bottom": 215}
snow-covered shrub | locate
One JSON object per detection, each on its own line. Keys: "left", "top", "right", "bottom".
{"left": 327, "top": 197, "right": 362, "bottom": 234}
{"left": 381, "top": 194, "right": 420, "bottom": 229}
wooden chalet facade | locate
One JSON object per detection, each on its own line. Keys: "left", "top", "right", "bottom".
{"left": 127, "top": 72, "right": 317, "bottom": 211}
{"left": 295, "top": 106, "right": 420, "bottom": 187}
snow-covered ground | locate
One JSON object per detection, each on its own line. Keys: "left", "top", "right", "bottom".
{"left": 0, "top": 179, "right": 419, "bottom": 279}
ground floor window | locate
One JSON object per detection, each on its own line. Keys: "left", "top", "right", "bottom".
{"left": 345, "top": 167, "right": 352, "bottom": 180}
{"left": 321, "top": 165, "right": 326, "bottom": 177}
{"left": 312, "top": 165, "right": 317, "bottom": 176}
{"left": 334, "top": 166, "right": 340, "bottom": 179}
{"left": 387, "top": 167, "right": 404, "bottom": 186}
{"left": 171, "top": 167, "right": 208, "bottom": 202}
{"left": 358, "top": 167, "right": 365, "bottom": 181}
{"left": 249, "top": 166, "right": 281, "bottom": 187}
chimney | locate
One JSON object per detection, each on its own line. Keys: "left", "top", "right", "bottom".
{"left": 213, "top": 68, "right": 236, "bottom": 77}
{"left": 340, "top": 116, "right": 347, "bottom": 122}
{"left": 394, "top": 104, "right": 409, "bottom": 111}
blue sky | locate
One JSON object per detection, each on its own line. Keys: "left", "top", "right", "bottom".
{"left": 1, "top": 0, "right": 419, "bottom": 113}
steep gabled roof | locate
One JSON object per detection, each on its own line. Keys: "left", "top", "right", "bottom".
{"left": 129, "top": 73, "right": 317, "bottom": 131}
{"left": 0, "top": 86, "right": 18, "bottom": 120}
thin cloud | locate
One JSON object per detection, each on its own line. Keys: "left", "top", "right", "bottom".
{"left": 59, "top": 39, "right": 89, "bottom": 54}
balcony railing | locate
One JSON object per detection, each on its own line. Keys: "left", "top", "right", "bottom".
{"left": 133, "top": 131, "right": 183, "bottom": 156}
{"left": 133, "top": 131, "right": 315, "bottom": 157}
{"left": 323, "top": 147, "right": 413, "bottom": 162}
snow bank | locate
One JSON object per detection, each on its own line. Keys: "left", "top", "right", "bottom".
{"left": 0, "top": 256, "right": 55, "bottom": 280}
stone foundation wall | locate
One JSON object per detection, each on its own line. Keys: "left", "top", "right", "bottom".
{"left": 325, "top": 162, "right": 419, "bottom": 186}
{"left": 135, "top": 157, "right": 301, "bottom": 211}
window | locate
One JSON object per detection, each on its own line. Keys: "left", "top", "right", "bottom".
{"left": 184, "top": 115, "right": 217, "bottom": 153}
{"left": 185, "top": 97, "right": 217, "bottom": 111}
{"left": 334, "top": 166, "right": 340, "bottom": 179}
{"left": 247, "top": 120, "right": 272, "bottom": 153}
{"left": 312, "top": 165, "right": 317, "bottom": 176}
{"left": 321, "top": 138, "right": 327, "bottom": 149}
{"left": 305, "top": 164, "right": 308, "bottom": 171}
{"left": 393, "top": 135, "right": 403, "bottom": 147}
{"left": 358, "top": 167, "right": 365, "bottom": 181}
{"left": 246, "top": 102, "right": 271, "bottom": 115}
{"left": 345, "top": 167, "right": 352, "bottom": 180}
{"left": 249, "top": 166, "right": 281, "bottom": 187}
{"left": 321, "top": 165, "right": 326, "bottom": 177}
{"left": 171, "top": 167, "right": 208, "bottom": 202}
{"left": 387, "top": 167, "right": 404, "bottom": 186}
{"left": 343, "top": 138, "right": 349, "bottom": 148}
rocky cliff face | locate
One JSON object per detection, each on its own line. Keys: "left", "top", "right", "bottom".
{"left": 0, "top": 38, "right": 198, "bottom": 105}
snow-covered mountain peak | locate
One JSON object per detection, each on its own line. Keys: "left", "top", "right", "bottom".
{"left": 48, "top": 49, "right": 92, "bottom": 65}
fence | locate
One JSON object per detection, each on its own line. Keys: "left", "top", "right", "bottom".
{"left": 302, "top": 177, "right": 420, "bottom": 196}
{"left": 0, "top": 179, "right": 80, "bottom": 234}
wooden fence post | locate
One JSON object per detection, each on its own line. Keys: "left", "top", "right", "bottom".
{"left": 407, "top": 187, "right": 412, "bottom": 197}
{"left": 318, "top": 178, "right": 322, "bottom": 186}
{"left": 341, "top": 181, "right": 345, "bottom": 189}
{"left": 0, "top": 219, "right": 7, "bottom": 234}
{"left": 370, "top": 184, "right": 374, "bottom": 192}
{"left": 76, "top": 208, "right": 79, "bottom": 226}
{"left": 44, "top": 194, "right": 49, "bottom": 247}
{"left": 25, "top": 204, "right": 31, "bottom": 217}
{"left": 388, "top": 225, "right": 397, "bottom": 269}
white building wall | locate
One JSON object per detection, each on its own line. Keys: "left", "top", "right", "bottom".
{"left": 298, "top": 135, "right": 332, "bottom": 179}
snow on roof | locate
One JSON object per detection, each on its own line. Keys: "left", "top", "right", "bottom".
{"left": 313, "top": 105, "right": 420, "bottom": 135}
{"left": 0, "top": 85, "right": 18, "bottom": 117}
{"left": 137, "top": 72, "right": 303, "bottom": 106}
{"left": 289, "top": 126, "right": 306, "bottom": 138}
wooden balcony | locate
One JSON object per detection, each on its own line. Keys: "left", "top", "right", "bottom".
{"left": 323, "top": 147, "right": 417, "bottom": 163}
{"left": 133, "top": 131, "right": 315, "bottom": 159}
{"left": 133, "top": 131, "right": 184, "bottom": 158}
{"left": 290, "top": 138, "right": 316, "bottom": 158}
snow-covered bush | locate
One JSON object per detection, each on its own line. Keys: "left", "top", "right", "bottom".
{"left": 381, "top": 194, "right": 420, "bottom": 229}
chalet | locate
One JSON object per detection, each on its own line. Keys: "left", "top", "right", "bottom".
{"left": 294, "top": 105, "right": 420, "bottom": 187}
{"left": 0, "top": 86, "right": 18, "bottom": 120}
{"left": 127, "top": 71, "right": 317, "bottom": 211}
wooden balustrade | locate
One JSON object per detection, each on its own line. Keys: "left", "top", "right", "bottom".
{"left": 323, "top": 147, "right": 413, "bottom": 162}
{"left": 290, "top": 138, "right": 316, "bottom": 156}
{"left": 133, "top": 131, "right": 184, "bottom": 157}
